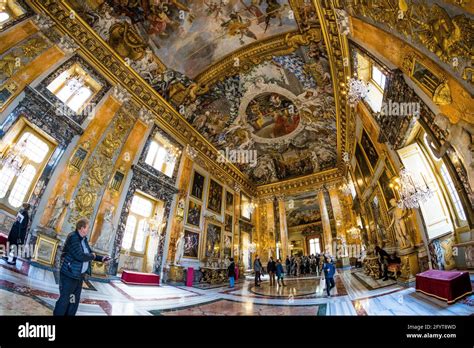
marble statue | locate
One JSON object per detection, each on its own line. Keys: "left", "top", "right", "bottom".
{"left": 47, "top": 186, "right": 68, "bottom": 229}
{"left": 174, "top": 230, "right": 185, "bottom": 265}
{"left": 388, "top": 198, "right": 414, "bottom": 249}
{"left": 94, "top": 207, "right": 115, "bottom": 252}
{"left": 428, "top": 113, "right": 474, "bottom": 188}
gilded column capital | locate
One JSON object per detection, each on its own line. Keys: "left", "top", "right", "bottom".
{"left": 33, "top": 13, "right": 55, "bottom": 31}
{"left": 138, "top": 107, "right": 154, "bottom": 126}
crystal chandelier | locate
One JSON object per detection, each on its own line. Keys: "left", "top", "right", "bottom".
{"left": 339, "top": 177, "right": 352, "bottom": 196}
{"left": 164, "top": 144, "right": 182, "bottom": 164}
{"left": 0, "top": 138, "right": 28, "bottom": 176}
{"left": 347, "top": 77, "right": 368, "bottom": 108}
{"left": 393, "top": 169, "right": 434, "bottom": 209}
{"left": 347, "top": 226, "right": 360, "bottom": 238}
{"left": 248, "top": 242, "right": 257, "bottom": 253}
{"left": 246, "top": 200, "right": 257, "bottom": 216}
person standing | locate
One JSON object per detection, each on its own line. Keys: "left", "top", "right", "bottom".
{"left": 253, "top": 255, "right": 262, "bottom": 287}
{"left": 375, "top": 246, "right": 390, "bottom": 281}
{"left": 4, "top": 203, "right": 30, "bottom": 266}
{"left": 267, "top": 256, "right": 276, "bottom": 286}
{"left": 53, "top": 218, "right": 110, "bottom": 316}
{"left": 276, "top": 259, "right": 286, "bottom": 286}
{"left": 228, "top": 257, "right": 236, "bottom": 288}
{"left": 322, "top": 256, "right": 336, "bottom": 297}
{"left": 285, "top": 256, "right": 291, "bottom": 276}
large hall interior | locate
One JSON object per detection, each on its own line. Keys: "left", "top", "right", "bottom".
{"left": 0, "top": 0, "right": 473, "bottom": 317}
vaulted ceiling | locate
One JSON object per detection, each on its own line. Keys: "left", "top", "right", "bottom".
{"left": 66, "top": 0, "right": 341, "bottom": 186}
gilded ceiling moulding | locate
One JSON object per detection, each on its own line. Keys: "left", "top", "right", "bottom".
{"left": 27, "top": 0, "right": 254, "bottom": 194}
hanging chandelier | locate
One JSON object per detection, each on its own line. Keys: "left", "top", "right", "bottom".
{"left": 347, "top": 77, "right": 368, "bottom": 108}
{"left": 347, "top": 226, "right": 360, "bottom": 239}
{"left": 339, "top": 176, "right": 352, "bottom": 196}
{"left": 248, "top": 242, "right": 257, "bottom": 253}
{"left": 246, "top": 200, "right": 257, "bottom": 216}
{"left": 0, "top": 138, "right": 28, "bottom": 176}
{"left": 392, "top": 169, "right": 434, "bottom": 209}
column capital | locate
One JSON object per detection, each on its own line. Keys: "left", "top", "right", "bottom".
{"left": 112, "top": 85, "right": 131, "bottom": 104}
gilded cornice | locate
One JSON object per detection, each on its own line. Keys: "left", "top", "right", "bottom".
{"left": 256, "top": 168, "right": 344, "bottom": 199}
{"left": 193, "top": 28, "right": 322, "bottom": 88}
{"left": 27, "top": 0, "right": 254, "bottom": 194}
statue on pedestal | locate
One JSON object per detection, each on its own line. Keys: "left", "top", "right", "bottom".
{"left": 174, "top": 230, "right": 185, "bottom": 265}
{"left": 47, "top": 186, "right": 69, "bottom": 230}
{"left": 94, "top": 207, "right": 115, "bottom": 252}
{"left": 388, "top": 199, "right": 414, "bottom": 249}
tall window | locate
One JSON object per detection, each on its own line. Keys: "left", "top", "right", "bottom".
{"left": 47, "top": 64, "right": 101, "bottom": 113}
{"left": 398, "top": 140, "right": 454, "bottom": 239}
{"left": 121, "top": 193, "right": 155, "bottom": 253}
{"left": 422, "top": 134, "right": 467, "bottom": 226}
{"left": 144, "top": 136, "right": 178, "bottom": 178}
{"left": 0, "top": 125, "right": 54, "bottom": 211}
{"left": 309, "top": 237, "right": 321, "bottom": 255}
{"left": 355, "top": 52, "right": 386, "bottom": 113}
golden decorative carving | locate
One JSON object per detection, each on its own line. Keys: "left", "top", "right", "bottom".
{"left": 432, "top": 80, "right": 452, "bottom": 105}
{"left": 108, "top": 22, "right": 147, "bottom": 61}
{"left": 350, "top": 0, "right": 474, "bottom": 85}
{"left": 69, "top": 105, "right": 136, "bottom": 224}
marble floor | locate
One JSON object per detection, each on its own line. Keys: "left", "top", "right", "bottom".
{"left": 0, "top": 259, "right": 473, "bottom": 316}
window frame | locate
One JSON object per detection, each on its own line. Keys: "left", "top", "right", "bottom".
{"left": 46, "top": 64, "right": 101, "bottom": 115}
{"left": 0, "top": 118, "right": 55, "bottom": 213}
{"left": 144, "top": 137, "right": 177, "bottom": 178}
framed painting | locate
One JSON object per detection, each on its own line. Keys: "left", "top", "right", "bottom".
{"left": 183, "top": 229, "right": 200, "bottom": 259}
{"left": 360, "top": 130, "right": 379, "bottom": 169}
{"left": 353, "top": 163, "right": 366, "bottom": 194}
{"left": 204, "top": 222, "right": 222, "bottom": 259}
{"left": 33, "top": 234, "right": 59, "bottom": 266}
{"left": 225, "top": 213, "right": 233, "bottom": 232}
{"left": 355, "top": 143, "right": 372, "bottom": 184}
{"left": 186, "top": 200, "right": 202, "bottom": 227}
{"left": 190, "top": 170, "right": 205, "bottom": 201}
{"left": 207, "top": 179, "right": 223, "bottom": 214}
{"left": 225, "top": 191, "right": 234, "bottom": 212}
{"left": 223, "top": 234, "right": 232, "bottom": 258}
{"left": 378, "top": 168, "right": 396, "bottom": 210}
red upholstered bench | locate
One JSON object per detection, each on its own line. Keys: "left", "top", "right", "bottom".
{"left": 121, "top": 270, "right": 160, "bottom": 286}
{"left": 416, "top": 270, "right": 472, "bottom": 303}
{"left": 0, "top": 232, "right": 8, "bottom": 247}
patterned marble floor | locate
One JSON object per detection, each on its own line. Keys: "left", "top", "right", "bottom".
{"left": 0, "top": 258, "right": 472, "bottom": 316}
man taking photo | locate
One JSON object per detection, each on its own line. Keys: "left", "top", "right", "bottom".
{"left": 53, "top": 218, "right": 111, "bottom": 316}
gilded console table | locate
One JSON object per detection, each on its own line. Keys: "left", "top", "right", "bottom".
{"left": 200, "top": 267, "right": 227, "bottom": 284}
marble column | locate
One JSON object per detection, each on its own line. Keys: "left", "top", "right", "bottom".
{"left": 318, "top": 189, "right": 333, "bottom": 255}
{"left": 277, "top": 197, "right": 289, "bottom": 260}
{"left": 265, "top": 199, "right": 277, "bottom": 259}
{"left": 232, "top": 186, "right": 241, "bottom": 264}
{"left": 329, "top": 186, "right": 350, "bottom": 266}
{"left": 166, "top": 148, "right": 195, "bottom": 266}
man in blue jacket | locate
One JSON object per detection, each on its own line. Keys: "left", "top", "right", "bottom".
{"left": 53, "top": 218, "right": 110, "bottom": 316}
{"left": 322, "top": 256, "right": 336, "bottom": 297}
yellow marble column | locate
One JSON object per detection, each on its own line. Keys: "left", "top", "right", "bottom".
{"left": 166, "top": 149, "right": 194, "bottom": 264}
{"left": 277, "top": 197, "right": 289, "bottom": 260}
{"left": 265, "top": 199, "right": 277, "bottom": 259}
{"left": 232, "top": 188, "right": 241, "bottom": 263}
{"left": 329, "top": 186, "right": 350, "bottom": 265}
{"left": 318, "top": 189, "right": 333, "bottom": 255}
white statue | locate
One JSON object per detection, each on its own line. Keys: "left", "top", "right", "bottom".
{"left": 388, "top": 198, "right": 414, "bottom": 249}
{"left": 94, "top": 207, "right": 115, "bottom": 252}
{"left": 428, "top": 113, "right": 474, "bottom": 188}
{"left": 174, "top": 231, "right": 185, "bottom": 265}
{"left": 47, "top": 186, "right": 68, "bottom": 229}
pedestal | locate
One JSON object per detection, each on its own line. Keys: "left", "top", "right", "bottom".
{"left": 186, "top": 267, "right": 194, "bottom": 287}
{"left": 168, "top": 264, "right": 185, "bottom": 282}
{"left": 398, "top": 248, "right": 419, "bottom": 286}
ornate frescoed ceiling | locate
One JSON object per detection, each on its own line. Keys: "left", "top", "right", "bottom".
{"left": 64, "top": 0, "right": 339, "bottom": 186}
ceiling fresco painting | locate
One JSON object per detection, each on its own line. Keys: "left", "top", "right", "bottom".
{"left": 67, "top": 0, "right": 338, "bottom": 186}
{"left": 183, "top": 41, "right": 337, "bottom": 185}
{"left": 72, "top": 0, "right": 298, "bottom": 78}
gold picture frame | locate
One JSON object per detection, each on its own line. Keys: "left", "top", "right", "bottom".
{"left": 33, "top": 234, "right": 59, "bottom": 266}
{"left": 203, "top": 220, "right": 223, "bottom": 260}
{"left": 207, "top": 179, "right": 223, "bottom": 215}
